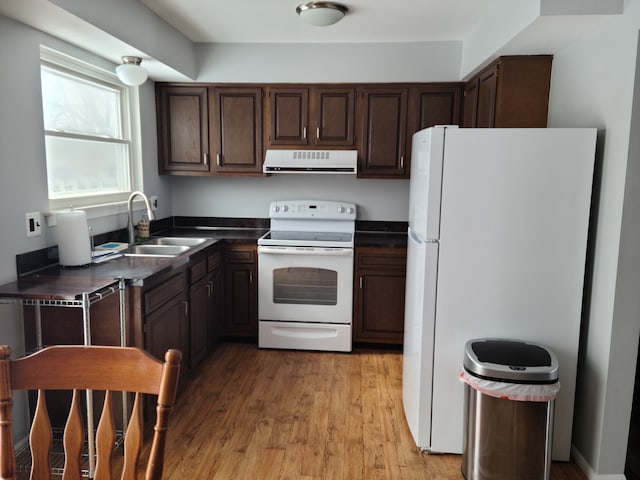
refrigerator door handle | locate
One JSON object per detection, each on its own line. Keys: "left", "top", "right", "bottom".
{"left": 409, "top": 228, "right": 438, "bottom": 244}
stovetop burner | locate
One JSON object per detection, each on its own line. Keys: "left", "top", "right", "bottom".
{"left": 258, "top": 230, "right": 354, "bottom": 248}
{"left": 259, "top": 200, "right": 357, "bottom": 248}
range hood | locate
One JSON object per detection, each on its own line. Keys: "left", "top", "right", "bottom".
{"left": 263, "top": 149, "right": 357, "bottom": 174}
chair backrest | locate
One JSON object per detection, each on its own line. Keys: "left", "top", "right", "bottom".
{"left": 0, "top": 345, "right": 181, "bottom": 480}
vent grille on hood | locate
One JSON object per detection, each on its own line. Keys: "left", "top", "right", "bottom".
{"left": 263, "top": 149, "right": 357, "bottom": 174}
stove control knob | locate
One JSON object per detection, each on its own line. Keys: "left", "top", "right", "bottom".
{"left": 273, "top": 205, "right": 281, "bottom": 213}
{"left": 283, "top": 205, "right": 289, "bottom": 212}
{"left": 338, "top": 206, "right": 345, "bottom": 214}
{"left": 347, "top": 207, "right": 355, "bottom": 214}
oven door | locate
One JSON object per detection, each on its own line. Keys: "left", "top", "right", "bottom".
{"left": 258, "top": 245, "right": 353, "bottom": 324}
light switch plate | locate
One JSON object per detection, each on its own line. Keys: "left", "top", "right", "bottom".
{"left": 26, "top": 211, "right": 42, "bottom": 237}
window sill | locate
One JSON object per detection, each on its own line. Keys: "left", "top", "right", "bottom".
{"left": 44, "top": 199, "right": 152, "bottom": 227}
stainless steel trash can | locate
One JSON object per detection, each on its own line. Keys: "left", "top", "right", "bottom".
{"left": 461, "top": 339, "right": 559, "bottom": 480}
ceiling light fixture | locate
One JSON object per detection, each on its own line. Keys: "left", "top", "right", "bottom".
{"left": 296, "top": 1, "right": 348, "bottom": 26}
{"left": 115, "top": 56, "right": 148, "bottom": 87}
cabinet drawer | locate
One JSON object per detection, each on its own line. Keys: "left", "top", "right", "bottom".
{"left": 207, "top": 251, "right": 222, "bottom": 271}
{"left": 190, "top": 259, "right": 207, "bottom": 285}
{"left": 357, "top": 249, "right": 407, "bottom": 269}
{"left": 144, "top": 271, "right": 186, "bottom": 315}
{"left": 224, "top": 247, "right": 255, "bottom": 264}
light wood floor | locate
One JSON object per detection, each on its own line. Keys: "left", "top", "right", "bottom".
{"left": 140, "top": 342, "right": 586, "bottom": 480}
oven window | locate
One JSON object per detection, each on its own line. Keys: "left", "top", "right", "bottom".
{"left": 273, "top": 268, "right": 337, "bottom": 305}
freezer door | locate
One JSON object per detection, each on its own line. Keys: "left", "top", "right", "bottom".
{"left": 408, "top": 127, "right": 446, "bottom": 241}
{"left": 402, "top": 229, "right": 439, "bottom": 450}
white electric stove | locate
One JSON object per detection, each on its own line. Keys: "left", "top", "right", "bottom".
{"left": 257, "top": 200, "right": 356, "bottom": 352}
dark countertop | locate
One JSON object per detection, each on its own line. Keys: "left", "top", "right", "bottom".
{"left": 355, "top": 231, "right": 407, "bottom": 249}
{"left": 0, "top": 273, "right": 122, "bottom": 301}
{"left": 1, "top": 228, "right": 267, "bottom": 300}
{"left": 2, "top": 217, "right": 406, "bottom": 301}
{"left": 355, "top": 220, "right": 407, "bottom": 249}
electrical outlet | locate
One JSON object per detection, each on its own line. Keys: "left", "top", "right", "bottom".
{"left": 26, "top": 212, "right": 42, "bottom": 237}
{"left": 150, "top": 195, "right": 158, "bottom": 211}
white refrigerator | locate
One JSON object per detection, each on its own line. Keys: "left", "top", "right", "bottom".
{"left": 402, "top": 126, "right": 597, "bottom": 461}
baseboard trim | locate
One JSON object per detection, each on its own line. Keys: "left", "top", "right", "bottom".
{"left": 571, "top": 445, "right": 627, "bottom": 480}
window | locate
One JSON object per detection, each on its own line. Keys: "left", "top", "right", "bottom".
{"left": 40, "top": 47, "right": 142, "bottom": 211}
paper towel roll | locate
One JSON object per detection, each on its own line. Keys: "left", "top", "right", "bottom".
{"left": 57, "top": 210, "right": 91, "bottom": 267}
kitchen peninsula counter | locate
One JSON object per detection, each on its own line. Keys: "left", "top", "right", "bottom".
{"left": 2, "top": 227, "right": 267, "bottom": 299}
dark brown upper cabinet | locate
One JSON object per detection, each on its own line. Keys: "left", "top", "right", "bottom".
{"left": 411, "top": 84, "right": 463, "bottom": 132}
{"left": 463, "top": 55, "right": 553, "bottom": 128}
{"left": 357, "top": 87, "right": 409, "bottom": 178}
{"left": 266, "top": 86, "right": 355, "bottom": 148}
{"left": 209, "top": 86, "right": 263, "bottom": 175}
{"left": 405, "top": 84, "right": 463, "bottom": 176}
{"left": 156, "top": 82, "right": 464, "bottom": 179}
{"left": 156, "top": 85, "right": 210, "bottom": 174}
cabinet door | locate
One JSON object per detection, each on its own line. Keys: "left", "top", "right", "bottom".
{"left": 476, "top": 65, "right": 499, "bottom": 128}
{"left": 223, "top": 246, "right": 257, "bottom": 338}
{"left": 268, "top": 87, "right": 309, "bottom": 145}
{"left": 413, "top": 86, "right": 462, "bottom": 131}
{"left": 210, "top": 87, "right": 263, "bottom": 174}
{"left": 224, "top": 263, "right": 257, "bottom": 338}
{"left": 145, "top": 293, "right": 188, "bottom": 363}
{"left": 314, "top": 87, "right": 355, "bottom": 146}
{"left": 354, "top": 248, "right": 407, "bottom": 345}
{"left": 408, "top": 85, "right": 463, "bottom": 176}
{"left": 190, "top": 277, "right": 209, "bottom": 368}
{"left": 208, "top": 267, "right": 224, "bottom": 349}
{"left": 156, "top": 85, "right": 210, "bottom": 174}
{"left": 357, "top": 88, "right": 408, "bottom": 178}
{"left": 462, "top": 80, "right": 479, "bottom": 128}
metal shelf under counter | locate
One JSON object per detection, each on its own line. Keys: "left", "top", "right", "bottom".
{"left": 0, "top": 275, "right": 127, "bottom": 479}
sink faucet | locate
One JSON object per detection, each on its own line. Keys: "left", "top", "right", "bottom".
{"left": 127, "top": 191, "right": 156, "bottom": 245}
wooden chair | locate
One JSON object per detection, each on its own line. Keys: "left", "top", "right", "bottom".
{"left": 0, "top": 345, "right": 181, "bottom": 480}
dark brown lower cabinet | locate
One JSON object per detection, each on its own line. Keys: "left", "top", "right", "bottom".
{"left": 189, "top": 259, "right": 210, "bottom": 368}
{"left": 207, "top": 249, "right": 224, "bottom": 350}
{"left": 142, "top": 271, "right": 189, "bottom": 364}
{"left": 353, "top": 247, "right": 407, "bottom": 345}
{"left": 223, "top": 244, "right": 258, "bottom": 339}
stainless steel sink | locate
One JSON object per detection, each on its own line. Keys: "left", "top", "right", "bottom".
{"left": 145, "top": 237, "right": 208, "bottom": 247}
{"left": 123, "top": 244, "right": 191, "bottom": 257}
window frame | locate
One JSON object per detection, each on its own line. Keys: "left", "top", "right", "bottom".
{"left": 40, "top": 46, "right": 143, "bottom": 214}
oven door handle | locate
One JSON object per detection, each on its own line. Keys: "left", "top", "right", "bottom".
{"left": 258, "top": 246, "right": 353, "bottom": 256}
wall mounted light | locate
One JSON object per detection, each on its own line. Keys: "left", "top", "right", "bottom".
{"left": 115, "top": 56, "right": 148, "bottom": 87}
{"left": 296, "top": 1, "right": 348, "bottom": 26}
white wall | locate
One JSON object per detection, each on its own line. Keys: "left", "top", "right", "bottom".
{"left": 171, "top": 175, "right": 409, "bottom": 221}
{"left": 0, "top": 15, "right": 172, "bottom": 441}
{"left": 195, "top": 41, "right": 462, "bottom": 83}
{"left": 547, "top": 1, "right": 640, "bottom": 476}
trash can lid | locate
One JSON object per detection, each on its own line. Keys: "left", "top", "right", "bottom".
{"left": 463, "top": 338, "right": 559, "bottom": 384}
